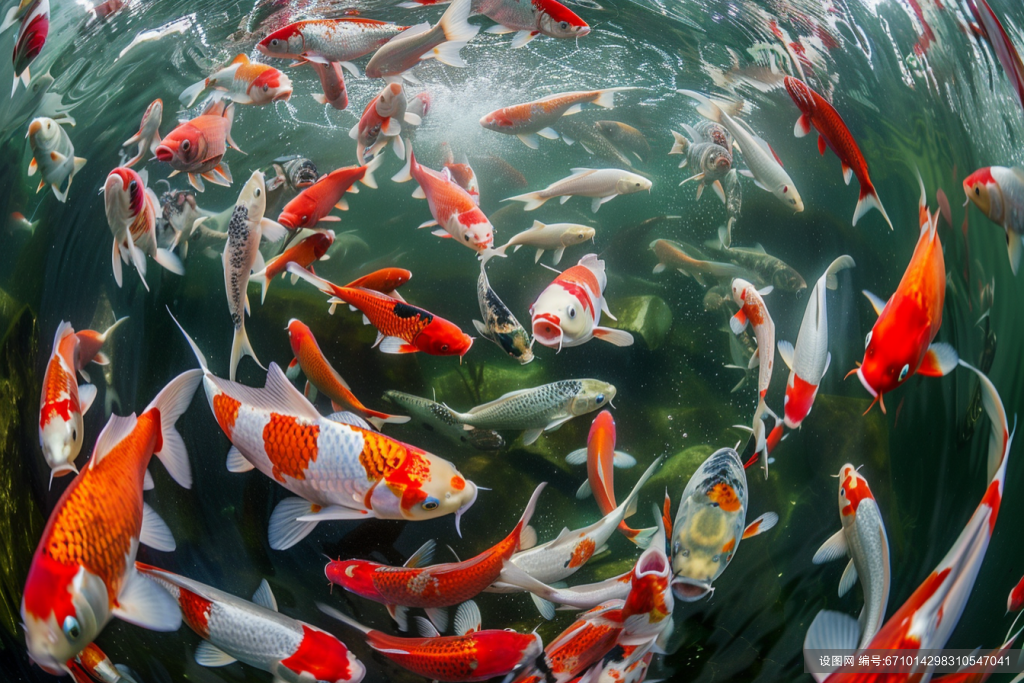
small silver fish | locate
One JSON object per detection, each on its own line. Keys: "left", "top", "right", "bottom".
{"left": 448, "top": 379, "right": 614, "bottom": 445}
{"left": 473, "top": 262, "right": 533, "bottom": 365}
{"left": 382, "top": 390, "right": 504, "bottom": 451}
{"left": 668, "top": 131, "right": 731, "bottom": 200}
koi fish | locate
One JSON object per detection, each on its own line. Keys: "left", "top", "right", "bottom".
{"left": 967, "top": 0, "right": 1024, "bottom": 115}
{"left": 309, "top": 60, "right": 348, "bottom": 110}
{"left": 589, "top": 648, "right": 654, "bottom": 683}
{"left": 251, "top": 230, "right": 334, "bottom": 303}
{"left": 703, "top": 238, "right": 807, "bottom": 293}
{"left": 258, "top": 18, "right": 409, "bottom": 66}
{"left": 277, "top": 156, "right": 381, "bottom": 233}
{"left": 11, "top": 0, "right": 47, "bottom": 96}
{"left": 805, "top": 360, "right": 1012, "bottom": 680}
{"left": 854, "top": 173, "right": 957, "bottom": 413}
{"left": 495, "top": 563, "right": 633, "bottom": 614}
{"left": 39, "top": 323, "right": 97, "bottom": 482}
{"left": 27, "top": 116, "right": 86, "bottom": 202}
{"left": 104, "top": 167, "right": 184, "bottom": 291}
{"left": 136, "top": 566, "right": 365, "bottom": 683}
{"left": 649, "top": 239, "right": 751, "bottom": 285}
{"left": 288, "top": 265, "right": 473, "bottom": 357}
{"left": 382, "top": 391, "right": 505, "bottom": 451}
{"left": 785, "top": 76, "right": 891, "bottom": 229}
{"left": 67, "top": 642, "right": 138, "bottom": 683}
{"left": 777, "top": 255, "right": 855, "bottom": 429}
{"left": 531, "top": 253, "right": 634, "bottom": 350}
{"left": 364, "top": 0, "right": 478, "bottom": 79}
{"left": 596, "top": 121, "right": 650, "bottom": 161}
{"left": 155, "top": 99, "right": 240, "bottom": 193}
{"left": 350, "top": 82, "right": 421, "bottom": 161}
{"left": 21, "top": 369, "right": 201, "bottom": 672}
{"left": 326, "top": 484, "right": 544, "bottom": 631}
{"left": 404, "top": 0, "right": 589, "bottom": 47}
{"left": 506, "top": 168, "right": 651, "bottom": 213}
{"left": 179, "top": 54, "right": 292, "bottom": 107}
{"left": 286, "top": 319, "right": 410, "bottom": 429}
{"left": 730, "top": 277, "right": 775, "bottom": 399}
{"left": 473, "top": 261, "right": 534, "bottom": 364}
{"left": 488, "top": 221, "right": 594, "bottom": 265}
{"left": 344, "top": 267, "right": 412, "bottom": 301}
{"left": 392, "top": 141, "right": 494, "bottom": 252}
{"left": 219, "top": 171, "right": 288, "bottom": 381}
{"left": 322, "top": 600, "right": 541, "bottom": 683}
{"left": 480, "top": 88, "right": 635, "bottom": 148}
{"left": 173, "top": 314, "right": 478, "bottom": 550}
{"left": 962, "top": 165, "right": 1024, "bottom": 275}
{"left": 670, "top": 447, "right": 777, "bottom": 601}
{"left": 680, "top": 90, "right": 804, "bottom": 212}
{"left": 668, "top": 130, "right": 731, "bottom": 200}
{"left": 441, "top": 144, "right": 479, "bottom": 204}
{"left": 813, "top": 463, "right": 891, "bottom": 650}
{"left": 448, "top": 378, "right": 615, "bottom": 445}
{"left": 121, "top": 99, "right": 162, "bottom": 168}
{"left": 511, "top": 601, "right": 625, "bottom": 683}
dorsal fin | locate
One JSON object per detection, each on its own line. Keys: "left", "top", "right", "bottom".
{"left": 404, "top": 539, "right": 436, "bottom": 568}
{"left": 252, "top": 579, "right": 278, "bottom": 611}
{"left": 231, "top": 54, "right": 250, "bottom": 66}
{"left": 90, "top": 414, "right": 138, "bottom": 467}
{"left": 210, "top": 363, "right": 322, "bottom": 422}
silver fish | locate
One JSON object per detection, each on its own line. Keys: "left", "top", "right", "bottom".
{"left": 159, "top": 189, "right": 218, "bottom": 259}
{"left": 473, "top": 262, "right": 533, "bottom": 365}
{"left": 382, "top": 390, "right": 504, "bottom": 451}
{"left": 27, "top": 117, "right": 86, "bottom": 202}
{"left": 668, "top": 131, "right": 731, "bottom": 200}
{"left": 595, "top": 120, "right": 650, "bottom": 162}
{"left": 506, "top": 168, "right": 651, "bottom": 213}
{"left": 448, "top": 379, "right": 614, "bottom": 445}
{"left": 670, "top": 447, "right": 777, "bottom": 601}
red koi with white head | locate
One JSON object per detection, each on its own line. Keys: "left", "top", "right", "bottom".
{"left": 350, "top": 83, "right": 422, "bottom": 161}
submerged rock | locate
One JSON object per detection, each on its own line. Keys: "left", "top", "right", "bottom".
{"left": 605, "top": 295, "right": 673, "bottom": 350}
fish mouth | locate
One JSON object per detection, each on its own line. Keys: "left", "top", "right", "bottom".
{"left": 532, "top": 314, "right": 563, "bottom": 348}
{"left": 28, "top": 120, "right": 42, "bottom": 136}
{"left": 856, "top": 367, "right": 878, "bottom": 398}
{"left": 154, "top": 146, "right": 174, "bottom": 162}
{"left": 273, "top": 90, "right": 293, "bottom": 102}
{"left": 671, "top": 576, "right": 713, "bottom": 602}
{"left": 636, "top": 548, "right": 670, "bottom": 578}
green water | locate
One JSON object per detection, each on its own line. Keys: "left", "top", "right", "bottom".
{"left": 2, "top": 0, "right": 1024, "bottom": 681}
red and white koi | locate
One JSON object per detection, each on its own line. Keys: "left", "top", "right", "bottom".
{"left": 121, "top": 99, "right": 162, "bottom": 169}
{"left": 173, "top": 315, "right": 479, "bottom": 551}
{"left": 364, "top": 0, "right": 478, "bottom": 79}
{"left": 137, "top": 566, "right": 365, "bottom": 683}
{"left": 400, "top": 0, "right": 589, "bottom": 47}
{"left": 27, "top": 116, "right": 86, "bottom": 203}
{"left": 155, "top": 100, "right": 240, "bottom": 193}
{"left": 350, "top": 83, "right": 421, "bottom": 161}
{"left": 777, "top": 255, "right": 855, "bottom": 429}
{"left": 21, "top": 369, "right": 201, "bottom": 672}
{"left": 480, "top": 88, "right": 634, "bottom": 148}
{"left": 812, "top": 464, "right": 890, "bottom": 649}
{"left": 967, "top": 0, "right": 1024, "bottom": 115}
{"left": 441, "top": 144, "right": 480, "bottom": 204}
{"left": 66, "top": 642, "right": 138, "bottom": 683}
{"left": 530, "top": 253, "right": 634, "bottom": 350}
{"left": 104, "top": 167, "right": 184, "bottom": 291}
{"left": 11, "top": 0, "right": 47, "bottom": 96}
{"left": 511, "top": 601, "right": 625, "bottom": 683}
{"left": 179, "top": 54, "right": 292, "bottom": 108}
{"left": 393, "top": 141, "right": 494, "bottom": 252}
{"left": 963, "top": 165, "right": 1024, "bottom": 275}
{"left": 730, "top": 277, "right": 775, "bottom": 399}
{"left": 258, "top": 18, "right": 409, "bottom": 66}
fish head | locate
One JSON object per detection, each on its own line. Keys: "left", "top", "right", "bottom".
{"left": 730, "top": 277, "right": 755, "bottom": 307}
{"left": 277, "top": 194, "right": 315, "bottom": 230}
{"left": 236, "top": 170, "right": 268, "bottom": 222}
{"left": 371, "top": 448, "right": 479, "bottom": 528}
{"left": 531, "top": 285, "right": 591, "bottom": 347}
{"left": 559, "top": 225, "right": 596, "bottom": 247}
{"left": 616, "top": 173, "right": 652, "bottom": 195}
{"left": 837, "top": 463, "right": 874, "bottom": 521}
{"left": 375, "top": 82, "right": 406, "bottom": 119}
{"left": 258, "top": 24, "right": 305, "bottom": 58}
{"left": 39, "top": 402, "right": 83, "bottom": 478}
{"left": 461, "top": 217, "right": 493, "bottom": 251}
{"left": 963, "top": 167, "right": 1002, "bottom": 222}
{"left": 143, "top": 98, "right": 163, "bottom": 126}
{"left": 571, "top": 380, "right": 615, "bottom": 416}
{"left": 623, "top": 531, "right": 674, "bottom": 632}
{"left": 285, "top": 318, "right": 312, "bottom": 357}
{"left": 505, "top": 330, "right": 535, "bottom": 364}
{"left": 670, "top": 496, "right": 740, "bottom": 599}
{"left": 857, "top": 314, "right": 924, "bottom": 401}
{"left": 13, "top": 11, "right": 48, "bottom": 77}
{"left": 704, "top": 146, "right": 731, "bottom": 174}
{"left": 537, "top": 2, "right": 590, "bottom": 39}
{"left": 103, "top": 168, "right": 146, "bottom": 230}
{"left": 160, "top": 190, "right": 198, "bottom": 232}
{"left": 27, "top": 117, "right": 60, "bottom": 150}
{"left": 324, "top": 560, "right": 384, "bottom": 601}
{"left": 286, "top": 157, "right": 319, "bottom": 188}
{"left": 773, "top": 180, "right": 803, "bottom": 212}
{"left": 478, "top": 108, "right": 515, "bottom": 132}
{"left": 249, "top": 67, "right": 292, "bottom": 104}
{"left": 154, "top": 122, "right": 207, "bottom": 168}
{"left": 22, "top": 553, "right": 108, "bottom": 674}
{"left": 275, "top": 627, "right": 365, "bottom": 683}
{"left": 588, "top": 409, "right": 615, "bottom": 447}
{"left": 417, "top": 320, "right": 473, "bottom": 356}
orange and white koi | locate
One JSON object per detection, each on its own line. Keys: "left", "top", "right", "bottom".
{"left": 251, "top": 230, "right": 334, "bottom": 304}
{"left": 173, "top": 315, "right": 478, "bottom": 551}
{"left": 350, "top": 82, "right": 421, "bottom": 161}
{"left": 121, "top": 99, "right": 162, "bottom": 169}
{"left": 730, "top": 277, "right": 774, "bottom": 399}
{"left": 286, "top": 319, "right": 410, "bottom": 429}
{"left": 441, "top": 144, "right": 479, "bottom": 204}
{"left": 258, "top": 18, "right": 409, "bottom": 66}
{"left": 393, "top": 141, "right": 494, "bottom": 252}
{"left": 27, "top": 116, "right": 86, "bottom": 203}
{"left": 66, "top": 643, "right": 138, "bottom": 683}
{"left": 854, "top": 173, "right": 957, "bottom": 414}
{"left": 530, "top": 253, "right": 634, "bottom": 350}
{"left": 179, "top": 54, "right": 292, "bottom": 108}
{"left": 39, "top": 323, "right": 98, "bottom": 483}
{"left": 963, "top": 165, "right": 1024, "bottom": 275}
{"left": 511, "top": 601, "right": 625, "bottom": 683}
{"left": 155, "top": 100, "right": 240, "bottom": 193}
{"left": 21, "top": 369, "right": 201, "bottom": 673}
{"left": 480, "top": 88, "right": 634, "bottom": 148}
{"left": 104, "top": 167, "right": 184, "bottom": 291}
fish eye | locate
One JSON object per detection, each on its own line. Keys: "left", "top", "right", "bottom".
{"left": 271, "top": 39, "right": 279, "bottom": 46}
{"left": 422, "top": 497, "right": 440, "bottom": 511}
{"left": 840, "top": 487, "right": 845, "bottom": 497}
{"left": 783, "top": 185, "right": 789, "bottom": 193}
{"left": 72, "top": 427, "right": 77, "bottom": 441}
{"left": 864, "top": 331, "right": 872, "bottom": 348}
{"left": 560, "top": 21, "right": 568, "bottom": 29}
{"left": 255, "top": 188, "right": 262, "bottom": 198}
{"left": 596, "top": 394, "right": 605, "bottom": 404}
{"left": 62, "top": 616, "right": 81, "bottom": 640}
{"left": 464, "top": 234, "right": 470, "bottom": 241}
{"left": 263, "top": 84, "right": 269, "bottom": 92}
{"left": 181, "top": 139, "right": 191, "bottom": 152}
{"left": 441, "top": 344, "right": 449, "bottom": 352}
{"left": 635, "top": 182, "right": 641, "bottom": 187}
{"left": 712, "top": 555, "right": 720, "bottom": 563}
{"left": 975, "top": 187, "right": 980, "bottom": 196}
{"left": 301, "top": 215, "right": 308, "bottom": 221}
{"left": 898, "top": 364, "right": 909, "bottom": 382}
{"left": 568, "top": 306, "right": 576, "bottom": 319}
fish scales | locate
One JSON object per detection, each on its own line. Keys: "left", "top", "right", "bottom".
{"left": 465, "top": 380, "right": 582, "bottom": 429}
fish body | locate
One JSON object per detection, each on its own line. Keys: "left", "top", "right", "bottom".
{"left": 968, "top": 0, "right": 1024, "bottom": 115}
{"left": 350, "top": 83, "right": 421, "bottom": 160}
{"left": 480, "top": 88, "right": 633, "bottom": 147}
{"left": 136, "top": 566, "right": 364, "bottom": 683}
{"left": 620, "top": 519, "right": 674, "bottom": 645}
{"left": 393, "top": 143, "right": 494, "bottom": 252}
{"left": 777, "top": 255, "right": 854, "bottom": 429}
{"left": 258, "top": 18, "right": 409, "bottom": 63}
{"left": 382, "top": 391, "right": 505, "bottom": 451}
{"left": 277, "top": 157, "right": 381, "bottom": 232}
{"left": 668, "top": 130, "right": 731, "bottom": 198}
{"left": 532, "top": 253, "right": 633, "bottom": 350}
{"left": 596, "top": 120, "right": 650, "bottom": 161}
{"left": 856, "top": 177, "right": 955, "bottom": 413}
{"left": 104, "top": 167, "right": 184, "bottom": 291}
{"left": 671, "top": 447, "right": 777, "bottom": 601}
{"left": 174, "top": 317, "right": 479, "bottom": 551}
{"left": 286, "top": 319, "right": 409, "bottom": 430}
{"left": 680, "top": 90, "right": 803, "bottom": 212}
{"left": 474, "top": 0, "right": 589, "bottom": 46}
{"left": 512, "top": 602, "right": 624, "bottom": 683}
{"left": 365, "top": 0, "right": 478, "bottom": 79}
{"left": 590, "top": 648, "right": 654, "bottom": 683}
{"left": 963, "top": 165, "right": 1024, "bottom": 274}
{"left": 39, "top": 323, "right": 96, "bottom": 480}
{"left": 21, "top": 370, "right": 201, "bottom": 672}
{"left": 12, "top": 0, "right": 47, "bottom": 95}
{"left": 252, "top": 231, "right": 334, "bottom": 304}
{"left": 491, "top": 220, "right": 594, "bottom": 265}
{"left": 506, "top": 168, "right": 651, "bottom": 213}
{"left": 27, "top": 116, "right": 85, "bottom": 202}
{"left": 289, "top": 265, "right": 473, "bottom": 357}
{"left": 812, "top": 464, "right": 890, "bottom": 649}
{"left": 441, "top": 146, "right": 479, "bottom": 203}
{"left": 730, "top": 278, "right": 775, "bottom": 398}
{"left": 785, "top": 76, "right": 890, "bottom": 229}
{"left": 121, "top": 99, "right": 163, "bottom": 168}
{"left": 309, "top": 60, "right": 348, "bottom": 110}
{"left": 704, "top": 241, "right": 807, "bottom": 293}
{"left": 474, "top": 262, "right": 533, "bottom": 364}
{"left": 155, "top": 100, "right": 239, "bottom": 193}
{"left": 449, "top": 378, "right": 614, "bottom": 445}
{"left": 345, "top": 268, "right": 412, "bottom": 297}
{"left": 649, "top": 239, "right": 751, "bottom": 285}
{"left": 179, "top": 54, "right": 292, "bottom": 108}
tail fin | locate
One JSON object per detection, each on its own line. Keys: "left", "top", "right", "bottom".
{"left": 391, "top": 140, "right": 416, "bottom": 183}
{"left": 504, "top": 191, "right": 547, "bottom": 211}
{"left": 678, "top": 90, "right": 723, "bottom": 124}
{"left": 286, "top": 262, "right": 343, "bottom": 299}
{"left": 96, "top": 315, "right": 129, "bottom": 347}
{"left": 229, "top": 322, "right": 263, "bottom": 382}
{"left": 361, "top": 153, "right": 383, "bottom": 189}
{"left": 154, "top": 247, "right": 185, "bottom": 275}
{"left": 145, "top": 369, "right": 202, "bottom": 488}
{"left": 958, "top": 359, "right": 1012, "bottom": 481}
{"left": 479, "top": 245, "right": 508, "bottom": 264}
{"left": 365, "top": 410, "right": 412, "bottom": 430}
{"left": 592, "top": 87, "right": 636, "bottom": 109}
{"left": 823, "top": 255, "right": 856, "bottom": 290}
{"left": 437, "top": 0, "right": 478, "bottom": 43}
{"left": 179, "top": 79, "right": 208, "bottom": 108}
{"left": 669, "top": 131, "right": 689, "bottom": 156}
{"left": 852, "top": 184, "right": 892, "bottom": 230}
